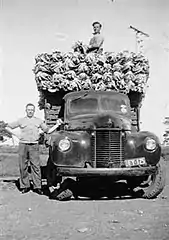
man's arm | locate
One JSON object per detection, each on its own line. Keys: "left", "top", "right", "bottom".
{"left": 47, "top": 119, "right": 63, "bottom": 134}
{"left": 40, "top": 118, "right": 63, "bottom": 134}
{"left": 87, "top": 36, "right": 104, "bottom": 53}
{"left": 5, "top": 127, "right": 20, "bottom": 139}
{"left": 89, "top": 35, "right": 104, "bottom": 48}
{"left": 5, "top": 120, "right": 20, "bottom": 139}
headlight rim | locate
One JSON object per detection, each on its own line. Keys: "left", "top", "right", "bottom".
{"left": 144, "top": 137, "right": 157, "bottom": 152}
{"left": 58, "top": 137, "right": 71, "bottom": 152}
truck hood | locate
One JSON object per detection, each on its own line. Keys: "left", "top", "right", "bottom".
{"left": 66, "top": 113, "right": 131, "bottom": 130}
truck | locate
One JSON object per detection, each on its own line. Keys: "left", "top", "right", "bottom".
{"left": 34, "top": 47, "right": 166, "bottom": 200}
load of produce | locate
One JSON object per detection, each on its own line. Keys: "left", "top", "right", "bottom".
{"left": 33, "top": 42, "right": 149, "bottom": 109}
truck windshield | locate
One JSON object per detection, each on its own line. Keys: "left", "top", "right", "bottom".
{"left": 100, "top": 97, "right": 128, "bottom": 113}
{"left": 70, "top": 97, "right": 98, "bottom": 113}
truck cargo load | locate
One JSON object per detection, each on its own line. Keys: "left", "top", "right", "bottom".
{"left": 33, "top": 43, "right": 150, "bottom": 130}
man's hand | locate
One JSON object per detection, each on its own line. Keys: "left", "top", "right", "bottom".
{"left": 57, "top": 118, "right": 63, "bottom": 125}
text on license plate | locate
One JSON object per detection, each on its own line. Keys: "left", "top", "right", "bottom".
{"left": 125, "top": 157, "right": 146, "bottom": 167}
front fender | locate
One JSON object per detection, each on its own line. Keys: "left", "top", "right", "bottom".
{"left": 125, "top": 131, "right": 161, "bottom": 165}
{"left": 49, "top": 130, "right": 91, "bottom": 167}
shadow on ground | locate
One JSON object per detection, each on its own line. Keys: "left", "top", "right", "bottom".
{"left": 1, "top": 176, "right": 141, "bottom": 201}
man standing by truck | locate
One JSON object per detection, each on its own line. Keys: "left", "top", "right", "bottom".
{"left": 86, "top": 21, "right": 104, "bottom": 53}
{"left": 6, "top": 103, "right": 62, "bottom": 194}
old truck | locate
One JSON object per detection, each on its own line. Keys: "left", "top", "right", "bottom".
{"left": 34, "top": 49, "right": 166, "bottom": 200}
{"left": 47, "top": 90, "right": 165, "bottom": 199}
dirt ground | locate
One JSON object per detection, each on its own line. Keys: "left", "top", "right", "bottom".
{"left": 0, "top": 161, "right": 168, "bottom": 240}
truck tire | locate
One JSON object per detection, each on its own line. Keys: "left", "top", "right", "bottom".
{"left": 129, "top": 160, "right": 166, "bottom": 199}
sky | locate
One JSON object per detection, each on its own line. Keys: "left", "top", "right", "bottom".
{"left": 1, "top": 0, "right": 169, "bottom": 142}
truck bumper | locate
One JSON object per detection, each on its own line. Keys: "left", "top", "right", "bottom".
{"left": 56, "top": 166, "right": 157, "bottom": 177}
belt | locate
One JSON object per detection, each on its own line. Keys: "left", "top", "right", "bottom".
{"left": 20, "top": 142, "right": 38, "bottom": 145}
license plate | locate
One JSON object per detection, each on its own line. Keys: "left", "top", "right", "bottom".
{"left": 125, "top": 157, "right": 146, "bottom": 167}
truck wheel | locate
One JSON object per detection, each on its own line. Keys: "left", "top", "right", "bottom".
{"left": 128, "top": 161, "right": 166, "bottom": 199}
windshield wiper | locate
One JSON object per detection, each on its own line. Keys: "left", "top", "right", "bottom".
{"left": 72, "top": 92, "right": 89, "bottom": 101}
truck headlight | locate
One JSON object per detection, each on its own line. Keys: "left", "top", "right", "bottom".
{"left": 58, "top": 138, "right": 71, "bottom": 152}
{"left": 145, "top": 137, "right": 157, "bottom": 151}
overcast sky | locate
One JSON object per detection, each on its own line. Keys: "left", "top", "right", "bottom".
{"left": 1, "top": 0, "right": 169, "bottom": 141}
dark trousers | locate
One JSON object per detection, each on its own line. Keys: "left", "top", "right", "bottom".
{"left": 18, "top": 143, "right": 41, "bottom": 189}
{"left": 46, "top": 146, "right": 62, "bottom": 187}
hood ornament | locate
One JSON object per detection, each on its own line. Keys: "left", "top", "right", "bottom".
{"left": 107, "top": 118, "right": 112, "bottom": 127}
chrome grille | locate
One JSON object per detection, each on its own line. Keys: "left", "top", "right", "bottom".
{"left": 91, "top": 130, "right": 125, "bottom": 168}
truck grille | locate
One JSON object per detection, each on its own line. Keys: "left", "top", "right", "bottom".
{"left": 91, "top": 130, "right": 125, "bottom": 168}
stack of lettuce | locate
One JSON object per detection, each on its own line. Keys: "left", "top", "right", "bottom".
{"left": 33, "top": 43, "right": 149, "bottom": 109}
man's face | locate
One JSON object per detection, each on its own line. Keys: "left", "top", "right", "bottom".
{"left": 26, "top": 105, "right": 35, "bottom": 118}
{"left": 93, "top": 23, "right": 101, "bottom": 34}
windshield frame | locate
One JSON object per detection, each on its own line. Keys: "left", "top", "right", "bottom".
{"left": 64, "top": 92, "right": 131, "bottom": 120}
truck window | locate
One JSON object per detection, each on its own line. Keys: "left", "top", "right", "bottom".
{"left": 70, "top": 98, "right": 98, "bottom": 113}
{"left": 101, "top": 98, "right": 128, "bottom": 113}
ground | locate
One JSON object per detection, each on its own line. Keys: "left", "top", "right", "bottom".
{"left": 0, "top": 147, "right": 169, "bottom": 240}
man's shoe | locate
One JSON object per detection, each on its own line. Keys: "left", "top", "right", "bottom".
{"left": 34, "top": 189, "right": 43, "bottom": 195}
{"left": 21, "top": 188, "right": 30, "bottom": 194}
